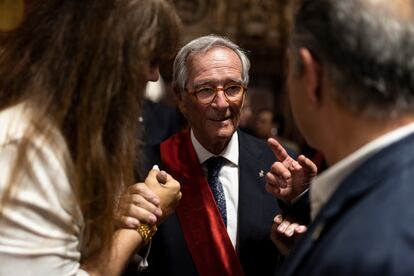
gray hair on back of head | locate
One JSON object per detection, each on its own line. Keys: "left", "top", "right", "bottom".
{"left": 291, "top": 0, "right": 414, "bottom": 119}
{"left": 172, "top": 34, "right": 250, "bottom": 93}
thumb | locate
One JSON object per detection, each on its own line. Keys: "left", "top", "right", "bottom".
{"left": 297, "top": 155, "right": 318, "bottom": 176}
{"left": 156, "top": 171, "right": 168, "bottom": 184}
{"left": 145, "top": 167, "right": 162, "bottom": 189}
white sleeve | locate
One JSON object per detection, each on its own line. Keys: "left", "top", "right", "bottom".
{"left": 0, "top": 141, "right": 86, "bottom": 276}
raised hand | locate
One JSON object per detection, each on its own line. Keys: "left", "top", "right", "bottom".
{"left": 265, "top": 138, "right": 317, "bottom": 203}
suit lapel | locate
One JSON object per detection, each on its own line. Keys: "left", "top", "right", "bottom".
{"left": 237, "top": 131, "right": 270, "bottom": 251}
{"left": 280, "top": 132, "right": 414, "bottom": 275}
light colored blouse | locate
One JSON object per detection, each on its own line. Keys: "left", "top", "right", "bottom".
{"left": 0, "top": 104, "right": 88, "bottom": 275}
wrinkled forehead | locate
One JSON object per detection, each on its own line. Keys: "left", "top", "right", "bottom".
{"left": 185, "top": 46, "right": 243, "bottom": 86}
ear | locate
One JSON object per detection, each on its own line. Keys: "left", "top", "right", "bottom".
{"left": 173, "top": 86, "right": 187, "bottom": 115}
{"left": 299, "top": 48, "right": 322, "bottom": 105}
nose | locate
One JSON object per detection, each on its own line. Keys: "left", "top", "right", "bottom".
{"left": 211, "top": 90, "right": 229, "bottom": 109}
{"left": 144, "top": 65, "right": 160, "bottom": 82}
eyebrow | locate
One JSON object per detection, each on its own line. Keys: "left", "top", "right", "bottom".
{"left": 192, "top": 79, "right": 243, "bottom": 89}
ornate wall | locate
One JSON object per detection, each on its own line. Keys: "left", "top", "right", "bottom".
{"left": 170, "top": 0, "right": 291, "bottom": 87}
{"left": 0, "top": 0, "right": 298, "bottom": 138}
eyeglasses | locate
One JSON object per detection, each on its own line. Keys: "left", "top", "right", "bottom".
{"left": 188, "top": 83, "right": 247, "bottom": 104}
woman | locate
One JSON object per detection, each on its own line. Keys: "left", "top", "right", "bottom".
{"left": 0, "top": 0, "right": 181, "bottom": 275}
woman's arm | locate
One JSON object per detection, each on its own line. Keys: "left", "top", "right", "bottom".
{"left": 82, "top": 168, "right": 181, "bottom": 276}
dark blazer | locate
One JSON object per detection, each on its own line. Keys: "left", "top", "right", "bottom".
{"left": 278, "top": 132, "right": 414, "bottom": 276}
{"left": 140, "top": 99, "right": 185, "bottom": 146}
{"left": 133, "top": 130, "right": 283, "bottom": 276}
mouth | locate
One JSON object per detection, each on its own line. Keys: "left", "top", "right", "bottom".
{"left": 209, "top": 116, "right": 231, "bottom": 122}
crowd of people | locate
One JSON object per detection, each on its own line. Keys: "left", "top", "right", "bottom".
{"left": 1, "top": 0, "right": 414, "bottom": 275}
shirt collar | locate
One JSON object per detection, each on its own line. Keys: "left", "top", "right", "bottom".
{"left": 310, "top": 121, "right": 414, "bottom": 220}
{"left": 190, "top": 129, "right": 239, "bottom": 166}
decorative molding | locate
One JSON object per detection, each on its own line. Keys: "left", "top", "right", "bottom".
{"left": 172, "top": 0, "right": 212, "bottom": 25}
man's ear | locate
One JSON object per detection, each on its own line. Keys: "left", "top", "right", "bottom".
{"left": 173, "top": 86, "right": 187, "bottom": 115}
{"left": 173, "top": 85, "right": 182, "bottom": 101}
{"left": 299, "top": 48, "right": 322, "bottom": 105}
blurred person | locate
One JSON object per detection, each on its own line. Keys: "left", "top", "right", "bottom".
{"left": 0, "top": 0, "right": 182, "bottom": 275}
{"left": 255, "top": 108, "right": 300, "bottom": 156}
{"left": 123, "top": 35, "right": 297, "bottom": 276}
{"left": 139, "top": 98, "right": 186, "bottom": 146}
{"left": 138, "top": 77, "right": 186, "bottom": 147}
{"left": 255, "top": 108, "right": 275, "bottom": 139}
{"left": 267, "top": 0, "right": 414, "bottom": 275}
{"left": 238, "top": 92, "right": 254, "bottom": 135}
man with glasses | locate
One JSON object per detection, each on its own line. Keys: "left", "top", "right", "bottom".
{"left": 129, "top": 35, "right": 288, "bottom": 276}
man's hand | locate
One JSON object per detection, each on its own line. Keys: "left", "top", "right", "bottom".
{"left": 116, "top": 167, "right": 181, "bottom": 229}
{"left": 144, "top": 168, "right": 182, "bottom": 224}
{"left": 271, "top": 214, "right": 307, "bottom": 256}
{"left": 266, "top": 138, "right": 317, "bottom": 203}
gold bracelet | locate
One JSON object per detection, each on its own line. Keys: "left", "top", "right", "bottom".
{"left": 136, "top": 224, "right": 157, "bottom": 245}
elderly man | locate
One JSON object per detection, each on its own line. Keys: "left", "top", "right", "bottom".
{"left": 266, "top": 0, "right": 414, "bottom": 275}
{"left": 128, "top": 35, "right": 292, "bottom": 276}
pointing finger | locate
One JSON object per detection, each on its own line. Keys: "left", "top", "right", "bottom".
{"left": 267, "top": 138, "right": 291, "bottom": 162}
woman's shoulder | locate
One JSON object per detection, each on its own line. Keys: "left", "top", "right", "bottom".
{"left": 0, "top": 104, "right": 84, "bottom": 273}
{"left": 0, "top": 103, "right": 83, "bottom": 234}
{"left": 0, "top": 103, "right": 30, "bottom": 144}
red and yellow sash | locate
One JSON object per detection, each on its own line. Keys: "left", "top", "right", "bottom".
{"left": 160, "top": 129, "right": 244, "bottom": 276}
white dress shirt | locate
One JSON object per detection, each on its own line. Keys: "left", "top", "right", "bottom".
{"left": 191, "top": 130, "right": 239, "bottom": 248}
{"left": 311, "top": 122, "right": 414, "bottom": 220}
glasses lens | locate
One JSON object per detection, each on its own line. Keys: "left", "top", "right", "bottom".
{"left": 195, "top": 88, "right": 215, "bottom": 104}
{"left": 192, "top": 84, "right": 245, "bottom": 104}
{"left": 224, "top": 84, "right": 243, "bottom": 100}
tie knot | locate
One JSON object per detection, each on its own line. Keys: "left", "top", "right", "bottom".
{"left": 205, "top": 156, "right": 226, "bottom": 178}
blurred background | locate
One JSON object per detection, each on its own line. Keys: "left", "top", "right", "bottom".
{"left": 0, "top": 0, "right": 326, "bottom": 170}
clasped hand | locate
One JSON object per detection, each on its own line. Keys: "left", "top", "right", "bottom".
{"left": 116, "top": 167, "right": 181, "bottom": 229}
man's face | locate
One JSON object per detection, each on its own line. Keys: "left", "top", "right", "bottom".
{"left": 179, "top": 46, "right": 244, "bottom": 153}
{"left": 287, "top": 49, "right": 317, "bottom": 148}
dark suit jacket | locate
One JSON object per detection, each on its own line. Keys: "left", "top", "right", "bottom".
{"left": 140, "top": 100, "right": 185, "bottom": 146}
{"left": 278, "top": 132, "right": 414, "bottom": 276}
{"left": 133, "top": 130, "right": 283, "bottom": 276}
